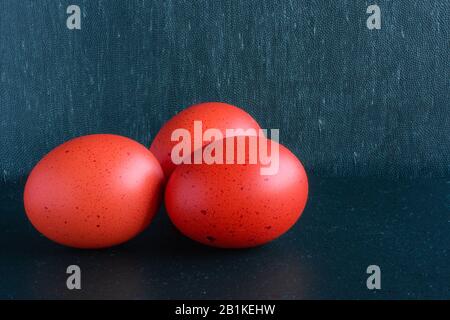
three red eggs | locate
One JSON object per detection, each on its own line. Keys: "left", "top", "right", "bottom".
{"left": 23, "top": 102, "right": 308, "bottom": 249}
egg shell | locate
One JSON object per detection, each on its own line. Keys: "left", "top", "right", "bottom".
{"left": 150, "top": 102, "right": 261, "bottom": 179}
{"left": 23, "top": 134, "right": 164, "bottom": 249}
{"left": 164, "top": 136, "right": 308, "bottom": 248}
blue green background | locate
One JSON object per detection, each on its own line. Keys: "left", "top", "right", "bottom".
{"left": 1, "top": 0, "right": 449, "bottom": 181}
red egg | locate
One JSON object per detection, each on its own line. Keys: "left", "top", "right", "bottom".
{"left": 164, "top": 136, "right": 308, "bottom": 248}
{"left": 23, "top": 134, "right": 164, "bottom": 249}
{"left": 150, "top": 102, "right": 261, "bottom": 178}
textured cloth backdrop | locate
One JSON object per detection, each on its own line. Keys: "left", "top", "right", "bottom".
{"left": 0, "top": 0, "right": 449, "bottom": 181}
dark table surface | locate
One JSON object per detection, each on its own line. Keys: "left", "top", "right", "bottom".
{"left": 1, "top": 177, "right": 449, "bottom": 300}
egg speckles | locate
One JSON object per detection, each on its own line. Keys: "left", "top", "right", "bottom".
{"left": 23, "top": 134, "right": 164, "bottom": 249}
{"left": 164, "top": 137, "right": 308, "bottom": 248}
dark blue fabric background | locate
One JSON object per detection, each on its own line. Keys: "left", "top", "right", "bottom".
{"left": 1, "top": 0, "right": 449, "bottom": 181}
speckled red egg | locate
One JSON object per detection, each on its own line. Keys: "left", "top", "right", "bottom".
{"left": 164, "top": 136, "right": 308, "bottom": 248}
{"left": 23, "top": 134, "right": 164, "bottom": 249}
{"left": 150, "top": 102, "right": 261, "bottom": 179}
